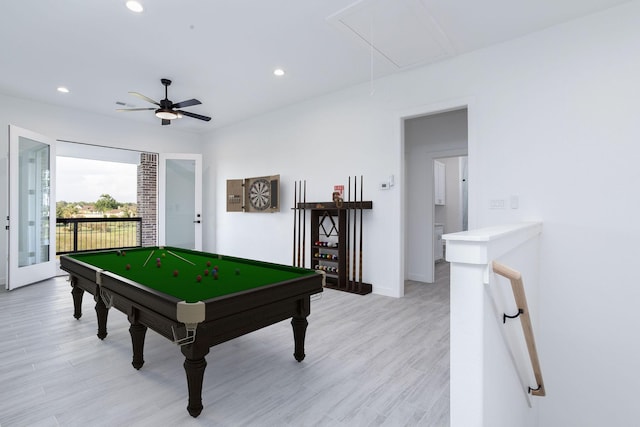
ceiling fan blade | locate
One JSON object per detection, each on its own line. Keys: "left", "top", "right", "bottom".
{"left": 162, "top": 119, "right": 171, "bottom": 126}
{"left": 178, "top": 110, "right": 212, "bottom": 122}
{"left": 129, "top": 92, "right": 161, "bottom": 106}
{"left": 116, "top": 108, "right": 156, "bottom": 112}
{"left": 173, "top": 98, "right": 201, "bottom": 109}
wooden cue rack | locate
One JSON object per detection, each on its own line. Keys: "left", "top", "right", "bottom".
{"left": 297, "top": 201, "right": 373, "bottom": 295}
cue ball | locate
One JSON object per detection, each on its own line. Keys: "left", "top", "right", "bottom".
{"left": 173, "top": 270, "right": 179, "bottom": 277}
{"left": 196, "top": 275, "right": 202, "bottom": 282}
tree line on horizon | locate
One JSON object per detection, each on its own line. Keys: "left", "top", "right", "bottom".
{"left": 56, "top": 194, "right": 137, "bottom": 218}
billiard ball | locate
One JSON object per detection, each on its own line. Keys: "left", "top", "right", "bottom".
{"left": 173, "top": 270, "right": 179, "bottom": 277}
{"left": 122, "top": 251, "right": 126, "bottom": 256}
{"left": 204, "top": 269, "right": 209, "bottom": 276}
{"left": 116, "top": 250, "right": 121, "bottom": 256}
{"left": 206, "top": 261, "right": 211, "bottom": 267}
{"left": 196, "top": 275, "right": 202, "bottom": 282}
{"left": 235, "top": 269, "right": 240, "bottom": 275}
{"left": 156, "top": 258, "right": 161, "bottom": 262}
{"left": 125, "top": 264, "right": 131, "bottom": 270}
{"left": 213, "top": 273, "right": 219, "bottom": 280}
{"left": 156, "top": 262, "right": 162, "bottom": 268}
{"left": 162, "top": 253, "right": 166, "bottom": 257}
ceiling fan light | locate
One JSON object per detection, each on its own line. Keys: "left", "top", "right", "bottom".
{"left": 155, "top": 109, "right": 178, "bottom": 120}
{"left": 126, "top": 1, "right": 144, "bottom": 13}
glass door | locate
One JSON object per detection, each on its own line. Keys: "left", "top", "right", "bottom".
{"left": 158, "top": 153, "right": 202, "bottom": 250}
{"left": 7, "top": 125, "right": 57, "bottom": 290}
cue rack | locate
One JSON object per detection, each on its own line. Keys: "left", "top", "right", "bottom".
{"left": 292, "top": 177, "right": 372, "bottom": 295}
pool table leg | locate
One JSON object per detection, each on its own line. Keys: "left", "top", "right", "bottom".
{"left": 129, "top": 321, "right": 147, "bottom": 370}
{"left": 291, "top": 315, "right": 309, "bottom": 362}
{"left": 70, "top": 277, "right": 83, "bottom": 320}
{"left": 181, "top": 342, "right": 209, "bottom": 418}
{"left": 94, "top": 294, "right": 109, "bottom": 340}
{"left": 292, "top": 297, "right": 311, "bottom": 362}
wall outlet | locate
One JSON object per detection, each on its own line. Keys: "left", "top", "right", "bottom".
{"left": 490, "top": 199, "right": 505, "bottom": 209}
{"left": 379, "top": 182, "right": 390, "bottom": 190}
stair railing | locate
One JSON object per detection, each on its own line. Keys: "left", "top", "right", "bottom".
{"left": 492, "top": 261, "right": 546, "bottom": 397}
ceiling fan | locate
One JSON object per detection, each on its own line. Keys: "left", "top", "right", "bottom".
{"left": 117, "top": 78, "right": 211, "bottom": 125}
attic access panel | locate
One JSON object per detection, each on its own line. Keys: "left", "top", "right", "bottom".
{"left": 327, "top": 0, "right": 454, "bottom": 69}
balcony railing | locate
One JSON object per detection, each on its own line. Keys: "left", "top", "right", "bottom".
{"left": 56, "top": 217, "right": 142, "bottom": 255}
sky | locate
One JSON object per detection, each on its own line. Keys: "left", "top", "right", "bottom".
{"left": 56, "top": 157, "right": 137, "bottom": 203}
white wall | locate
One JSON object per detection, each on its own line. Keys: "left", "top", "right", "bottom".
{"left": 203, "top": 2, "right": 640, "bottom": 425}
{"left": 202, "top": 93, "right": 400, "bottom": 296}
{"left": 0, "top": 93, "right": 203, "bottom": 285}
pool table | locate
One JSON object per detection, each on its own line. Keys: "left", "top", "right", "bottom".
{"left": 59, "top": 246, "right": 324, "bottom": 417}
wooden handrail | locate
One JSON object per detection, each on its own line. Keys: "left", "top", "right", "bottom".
{"left": 492, "top": 261, "right": 546, "bottom": 397}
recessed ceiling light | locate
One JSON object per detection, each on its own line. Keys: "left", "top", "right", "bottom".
{"left": 126, "top": 1, "right": 144, "bottom": 13}
{"left": 57, "top": 87, "right": 69, "bottom": 93}
{"left": 273, "top": 68, "right": 285, "bottom": 77}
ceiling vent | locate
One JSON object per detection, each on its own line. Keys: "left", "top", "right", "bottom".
{"left": 327, "top": 0, "right": 455, "bottom": 69}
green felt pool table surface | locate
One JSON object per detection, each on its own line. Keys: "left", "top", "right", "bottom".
{"left": 66, "top": 246, "right": 317, "bottom": 303}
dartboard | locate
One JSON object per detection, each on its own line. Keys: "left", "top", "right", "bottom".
{"left": 248, "top": 178, "right": 271, "bottom": 210}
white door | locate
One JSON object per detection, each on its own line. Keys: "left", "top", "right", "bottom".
{"left": 158, "top": 153, "right": 202, "bottom": 250}
{"left": 7, "top": 125, "right": 57, "bottom": 290}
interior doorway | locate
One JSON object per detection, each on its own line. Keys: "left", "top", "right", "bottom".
{"left": 403, "top": 107, "right": 469, "bottom": 288}
{"left": 434, "top": 155, "right": 468, "bottom": 263}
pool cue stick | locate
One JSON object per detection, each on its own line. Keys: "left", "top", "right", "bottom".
{"left": 302, "top": 180, "right": 306, "bottom": 268}
{"left": 352, "top": 176, "right": 357, "bottom": 292}
{"left": 359, "top": 175, "right": 364, "bottom": 293}
{"left": 345, "top": 176, "right": 350, "bottom": 290}
{"left": 293, "top": 180, "right": 297, "bottom": 266}
{"left": 297, "top": 180, "right": 302, "bottom": 267}
{"left": 142, "top": 249, "right": 155, "bottom": 267}
{"left": 166, "top": 250, "right": 196, "bottom": 266}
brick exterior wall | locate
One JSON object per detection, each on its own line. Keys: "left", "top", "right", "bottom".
{"left": 137, "top": 153, "right": 157, "bottom": 246}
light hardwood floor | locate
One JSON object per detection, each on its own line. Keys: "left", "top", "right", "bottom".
{"left": 0, "top": 263, "right": 450, "bottom": 427}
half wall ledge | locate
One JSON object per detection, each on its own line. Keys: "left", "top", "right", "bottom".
{"left": 443, "top": 222, "right": 543, "bottom": 265}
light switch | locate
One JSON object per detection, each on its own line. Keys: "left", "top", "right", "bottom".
{"left": 510, "top": 195, "right": 519, "bottom": 209}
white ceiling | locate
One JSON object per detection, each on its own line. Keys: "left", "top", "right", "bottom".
{"left": 0, "top": 0, "right": 630, "bottom": 133}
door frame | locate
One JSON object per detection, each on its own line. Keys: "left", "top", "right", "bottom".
{"left": 399, "top": 97, "right": 475, "bottom": 296}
